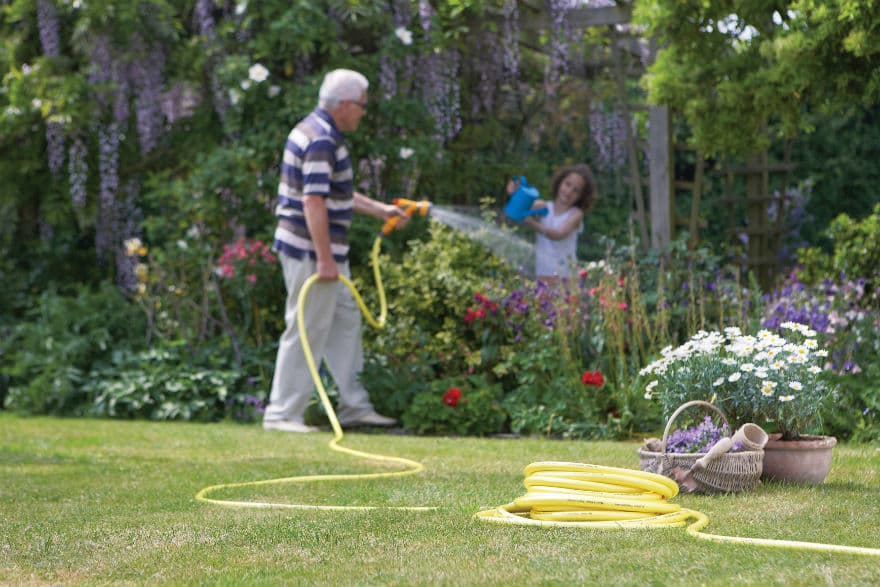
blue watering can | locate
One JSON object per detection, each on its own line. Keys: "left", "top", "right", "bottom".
{"left": 504, "top": 176, "right": 549, "bottom": 222}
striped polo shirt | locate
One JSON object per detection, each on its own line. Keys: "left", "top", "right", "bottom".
{"left": 273, "top": 108, "right": 355, "bottom": 262}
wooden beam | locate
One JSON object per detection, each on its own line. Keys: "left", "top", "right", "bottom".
{"left": 518, "top": 4, "right": 634, "bottom": 31}
{"left": 648, "top": 105, "right": 672, "bottom": 249}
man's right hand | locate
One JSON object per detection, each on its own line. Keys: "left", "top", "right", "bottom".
{"left": 315, "top": 257, "right": 339, "bottom": 281}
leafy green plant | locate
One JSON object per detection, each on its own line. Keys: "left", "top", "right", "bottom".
{"left": 82, "top": 343, "right": 253, "bottom": 422}
{"left": 401, "top": 374, "right": 506, "bottom": 437}
{"left": 2, "top": 282, "right": 145, "bottom": 415}
{"left": 796, "top": 203, "right": 880, "bottom": 305}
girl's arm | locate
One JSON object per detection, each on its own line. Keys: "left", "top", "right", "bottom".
{"left": 523, "top": 199, "right": 550, "bottom": 232}
{"left": 536, "top": 208, "right": 584, "bottom": 240}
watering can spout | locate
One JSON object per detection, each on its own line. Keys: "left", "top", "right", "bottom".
{"left": 504, "top": 176, "right": 548, "bottom": 222}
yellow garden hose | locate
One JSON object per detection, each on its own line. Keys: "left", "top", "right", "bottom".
{"left": 475, "top": 461, "right": 880, "bottom": 556}
{"left": 195, "top": 236, "right": 434, "bottom": 512}
{"left": 195, "top": 229, "right": 880, "bottom": 558}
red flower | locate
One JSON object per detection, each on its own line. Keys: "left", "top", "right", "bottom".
{"left": 464, "top": 308, "right": 477, "bottom": 323}
{"left": 443, "top": 387, "right": 462, "bottom": 407}
{"left": 581, "top": 371, "right": 605, "bottom": 387}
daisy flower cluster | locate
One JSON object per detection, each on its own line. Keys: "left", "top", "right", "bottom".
{"left": 640, "top": 322, "right": 837, "bottom": 440}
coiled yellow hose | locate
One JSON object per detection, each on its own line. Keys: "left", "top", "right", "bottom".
{"left": 475, "top": 461, "right": 880, "bottom": 556}
{"left": 196, "top": 234, "right": 880, "bottom": 558}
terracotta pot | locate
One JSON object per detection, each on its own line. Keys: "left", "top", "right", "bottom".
{"left": 761, "top": 434, "right": 837, "bottom": 483}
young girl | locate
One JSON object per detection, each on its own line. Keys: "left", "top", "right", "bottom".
{"left": 506, "top": 163, "right": 597, "bottom": 280}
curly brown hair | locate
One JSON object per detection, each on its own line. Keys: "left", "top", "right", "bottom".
{"left": 549, "top": 163, "right": 597, "bottom": 211}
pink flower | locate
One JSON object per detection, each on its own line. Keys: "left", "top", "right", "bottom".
{"left": 246, "top": 274, "right": 256, "bottom": 284}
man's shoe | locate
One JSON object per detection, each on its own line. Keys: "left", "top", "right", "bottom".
{"left": 263, "top": 420, "right": 320, "bottom": 433}
{"left": 339, "top": 412, "right": 397, "bottom": 428}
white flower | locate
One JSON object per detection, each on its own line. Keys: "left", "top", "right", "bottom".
{"left": 808, "top": 365, "right": 822, "bottom": 374}
{"left": 740, "top": 363, "right": 755, "bottom": 372}
{"left": 235, "top": 1, "right": 247, "bottom": 15}
{"left": 268, "top": 85, "right": 281, "bottom": 98}
{"left": 399, "top": 147, "right": 414, "bottom": 159}
{"left": 728, "top": 372, "right": 741, "bottom": 383}
{"left": 240, "top": 79, "right": 252, "bottom": 90}
{"left": 712, "top": 377, "right": 725, "bottom": 387}
{"left": 789, "top": 381, "right": 803, "bottom": 391}
{"left": 754, "top": 368, "right": 769, "bottom": 379}
{"left": 248, "top": 63, "right": 269, "bottom": 83}
{"left": 761, "top": 381, "right": 777, "bottom": 396}
{"left": 779, "top": 395, "right": 796, "bottom": 402}
{"left": 395, "top": 27, "right": 413, "bottom": 45}
{"left": 186, "top": 225, "right": 201, "bottom": 239}
{"left": 176, "top": 240, "right": 188, "bottom": 250}
{"left": 814, "top": 349, "right": 828, "bottom": 357}
{"left": 124, "top": 238, "right": 144, "bottom": 256}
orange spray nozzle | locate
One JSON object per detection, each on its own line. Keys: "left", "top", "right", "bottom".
{"left": 380, "top": 198, "right": 432, "bottom": 235}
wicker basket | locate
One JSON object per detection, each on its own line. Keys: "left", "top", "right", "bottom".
{"left": 637, "top": 400, "right": 764, "bottom": 494}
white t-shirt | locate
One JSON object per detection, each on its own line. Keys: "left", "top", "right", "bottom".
{"left": 535, "top": 202, "right": 582, "bottom": 278}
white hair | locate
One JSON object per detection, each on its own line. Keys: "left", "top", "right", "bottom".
{"left": 318, "top": 69, "right": 369, "bottom": 110}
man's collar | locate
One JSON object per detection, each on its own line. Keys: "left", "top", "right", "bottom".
{"left": 314, "top": 107, "right": 343, "bottom": 139}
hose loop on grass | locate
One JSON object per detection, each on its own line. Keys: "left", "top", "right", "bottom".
{"left": 195, "top": 236, "right": 433, "bottom": 512}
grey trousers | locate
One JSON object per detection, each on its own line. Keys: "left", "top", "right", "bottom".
{"left": 264, "top": 254, "right": 375, "bottom": 424}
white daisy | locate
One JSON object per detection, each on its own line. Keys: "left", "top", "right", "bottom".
{"left": 248, "top": 63, "right": 269, "bottom": 83}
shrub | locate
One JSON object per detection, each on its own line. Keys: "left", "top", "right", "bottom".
{"left": 796, "top": 203, "right": 880, "bottom": 305}
{"left": 82, "top": 342, "right": 262, "bottom": 422}
{"left": 401, "top": 375, "right": 506, "bottom": 437}
{"left": 2, "top": 283, "right": 146, "bottom": 415}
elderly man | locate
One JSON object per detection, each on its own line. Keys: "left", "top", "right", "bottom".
{"left": 263, "top": 69, "right": 406, "bottom": 433}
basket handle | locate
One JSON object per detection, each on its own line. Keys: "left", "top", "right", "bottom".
{"left": 660, "top": 400, "right": 731, "bottom": 455}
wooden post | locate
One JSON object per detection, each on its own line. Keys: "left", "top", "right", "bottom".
{"left": 648, "top": 105, "right": 672, "bottom": 249}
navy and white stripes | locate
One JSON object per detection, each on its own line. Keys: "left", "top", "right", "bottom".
{"left": 273, "top": 108, "right": 355, "bottom": 262}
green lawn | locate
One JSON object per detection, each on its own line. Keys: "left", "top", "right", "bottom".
{"left": 2, "top": 413, "right": 878, "bottom": 586}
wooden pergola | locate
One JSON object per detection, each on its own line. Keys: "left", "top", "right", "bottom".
{"left": 514, "top": 1, "right": 674, "bottom": 250}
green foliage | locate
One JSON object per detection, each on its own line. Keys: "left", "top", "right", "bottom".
{"left": 636, "top": 0, "right": 880, "bottom": 156}
{"left": 401, "top": 374, "right": 506, "bottom": 437}
{"left": 359, "top": 221, "right": 517, "bottom": 380}
{"left": 796, "top": 203, "right": 880, "bottom": 301}
{"left": 82, "top": 344, "right": 252, "bottom": 422}
{"left": 2, "top": 282, "right": 145, "bottom": 415}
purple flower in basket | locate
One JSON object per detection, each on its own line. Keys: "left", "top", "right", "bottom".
{"left": 666, "top": 415, "right": 730, "bottom": 454}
